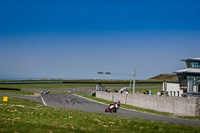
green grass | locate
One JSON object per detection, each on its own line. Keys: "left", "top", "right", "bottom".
{"left": 0, "top": 83, "right": 96, "bottom": 89}
{"left": 0, "top": 90, "right": 34, "bottom": 95}
{"left": 0, "top": 96, "right": 200, "bottom": 133}
{"left": 0, "top": 83, "right": 162, "bottom": 96}
{"left": 0, "top": 83, "right": 162, "bottom": 89}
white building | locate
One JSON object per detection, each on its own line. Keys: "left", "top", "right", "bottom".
{"left": 162, "top": 82, "right": 183, "bottom": 97}
{"left": 163, "top": 58, "right": 200, "bottom": 97}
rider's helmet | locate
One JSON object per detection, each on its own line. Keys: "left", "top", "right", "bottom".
{"left": 117, "top": 100, "right": 120, "bottom": 106}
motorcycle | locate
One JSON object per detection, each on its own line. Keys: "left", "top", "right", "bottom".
{"left": 105, "top": 100, "right": 120, "bottom": 113}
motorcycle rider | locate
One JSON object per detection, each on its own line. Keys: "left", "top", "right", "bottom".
{"left": 106, "top": 100, "right": 120, "bottom": 113}
{"left": 115, "top": 100, "right": 120, "bottom": 109}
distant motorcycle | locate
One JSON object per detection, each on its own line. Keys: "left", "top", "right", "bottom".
{"left": 46, "top": 90, "right": 49, "bottom": 94}
{"left": 105, "top": 100, "right": 120, "bottom": 113}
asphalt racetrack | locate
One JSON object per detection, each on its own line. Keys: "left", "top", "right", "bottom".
{"left": 41, "top": 93, "right": 200, "bottom": 126}
{"left": 2, "top": 93, "right": 200, "bottom": 126}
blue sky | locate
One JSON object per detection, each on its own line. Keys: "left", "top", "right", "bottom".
{"left": 0, "top": 0, "right": 200, "bottom": 80}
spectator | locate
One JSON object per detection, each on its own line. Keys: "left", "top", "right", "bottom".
{"left": 114, "top": 89, "right": 118, "bottom": 92}
{"left": 161, "top": 91, "right": 164, "bottom": 96}
{"left": 146, "top": 89, "right": 149, "bottom": 95}
{"left": 142, "top": 90, "right": 146, "bottom": 94}
{"left": 161, "top": 91, "right": 163, "bottom": 96}
{"left": 149, "top": 90, "right": 152, "bottom": 95}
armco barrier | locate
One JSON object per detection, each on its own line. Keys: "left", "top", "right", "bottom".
{"left": 96, "top": 91, "right": 200, "bottom": 116}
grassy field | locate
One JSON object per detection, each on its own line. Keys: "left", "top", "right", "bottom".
{"left": 0, "top": 82, "right": 162, "bottom": 95}
{"left": 0, "top": 83, "right": 162, "bottom": 88}
{"left": 0, "top": 83, "right": 96, "bottom": 89}
{"left": 0, "top": 96, "right": 200, "bottom": 133}
{"left": 0, "top": 90, "right": 34, "bottom": 95}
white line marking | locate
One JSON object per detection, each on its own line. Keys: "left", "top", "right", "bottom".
{"left": 73, "top": 94, "right": 182, "bottom": 118}
{"left": 73, "top": 94, "right": 107, "bottom": 105}
{"left": 73, "top": 94, "right": 138, "bottom": 112}
{"left": 40, "top": 94, "right": 47, "bottom": 106}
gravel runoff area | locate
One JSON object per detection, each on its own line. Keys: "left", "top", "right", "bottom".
{"left": 1, "top": 93, "right": 200, "bottom": 126}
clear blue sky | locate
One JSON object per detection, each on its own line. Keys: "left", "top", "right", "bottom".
{"left": 0, "top": 0, "right": 200, "bottom": 80}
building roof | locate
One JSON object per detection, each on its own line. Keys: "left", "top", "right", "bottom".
{"left": 181, "top": 58, "right": 200, "bottom": 62}
{"left": 175, "top": 68, "right": 200, "bottom": 74}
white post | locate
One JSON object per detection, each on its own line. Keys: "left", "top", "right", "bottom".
{"left": 133, "top": 68, "right": 136, "bottom": 94}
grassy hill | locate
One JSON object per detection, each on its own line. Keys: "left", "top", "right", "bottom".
{"left": 147, "top": 74, "right": 178, "bottom": 82}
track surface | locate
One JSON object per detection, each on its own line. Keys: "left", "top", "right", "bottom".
{"left": 41, "top": 93, "right": 200, "bottom": 126}
{"left": 1, "top": 93, "right": 200, "bottom": 126}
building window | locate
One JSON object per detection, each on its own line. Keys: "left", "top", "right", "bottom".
{"left": 187, "top": 75, "right": 200, "bottom": 86}
{"left": 190, "top": 62, "right": 200, "bottom": 68}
